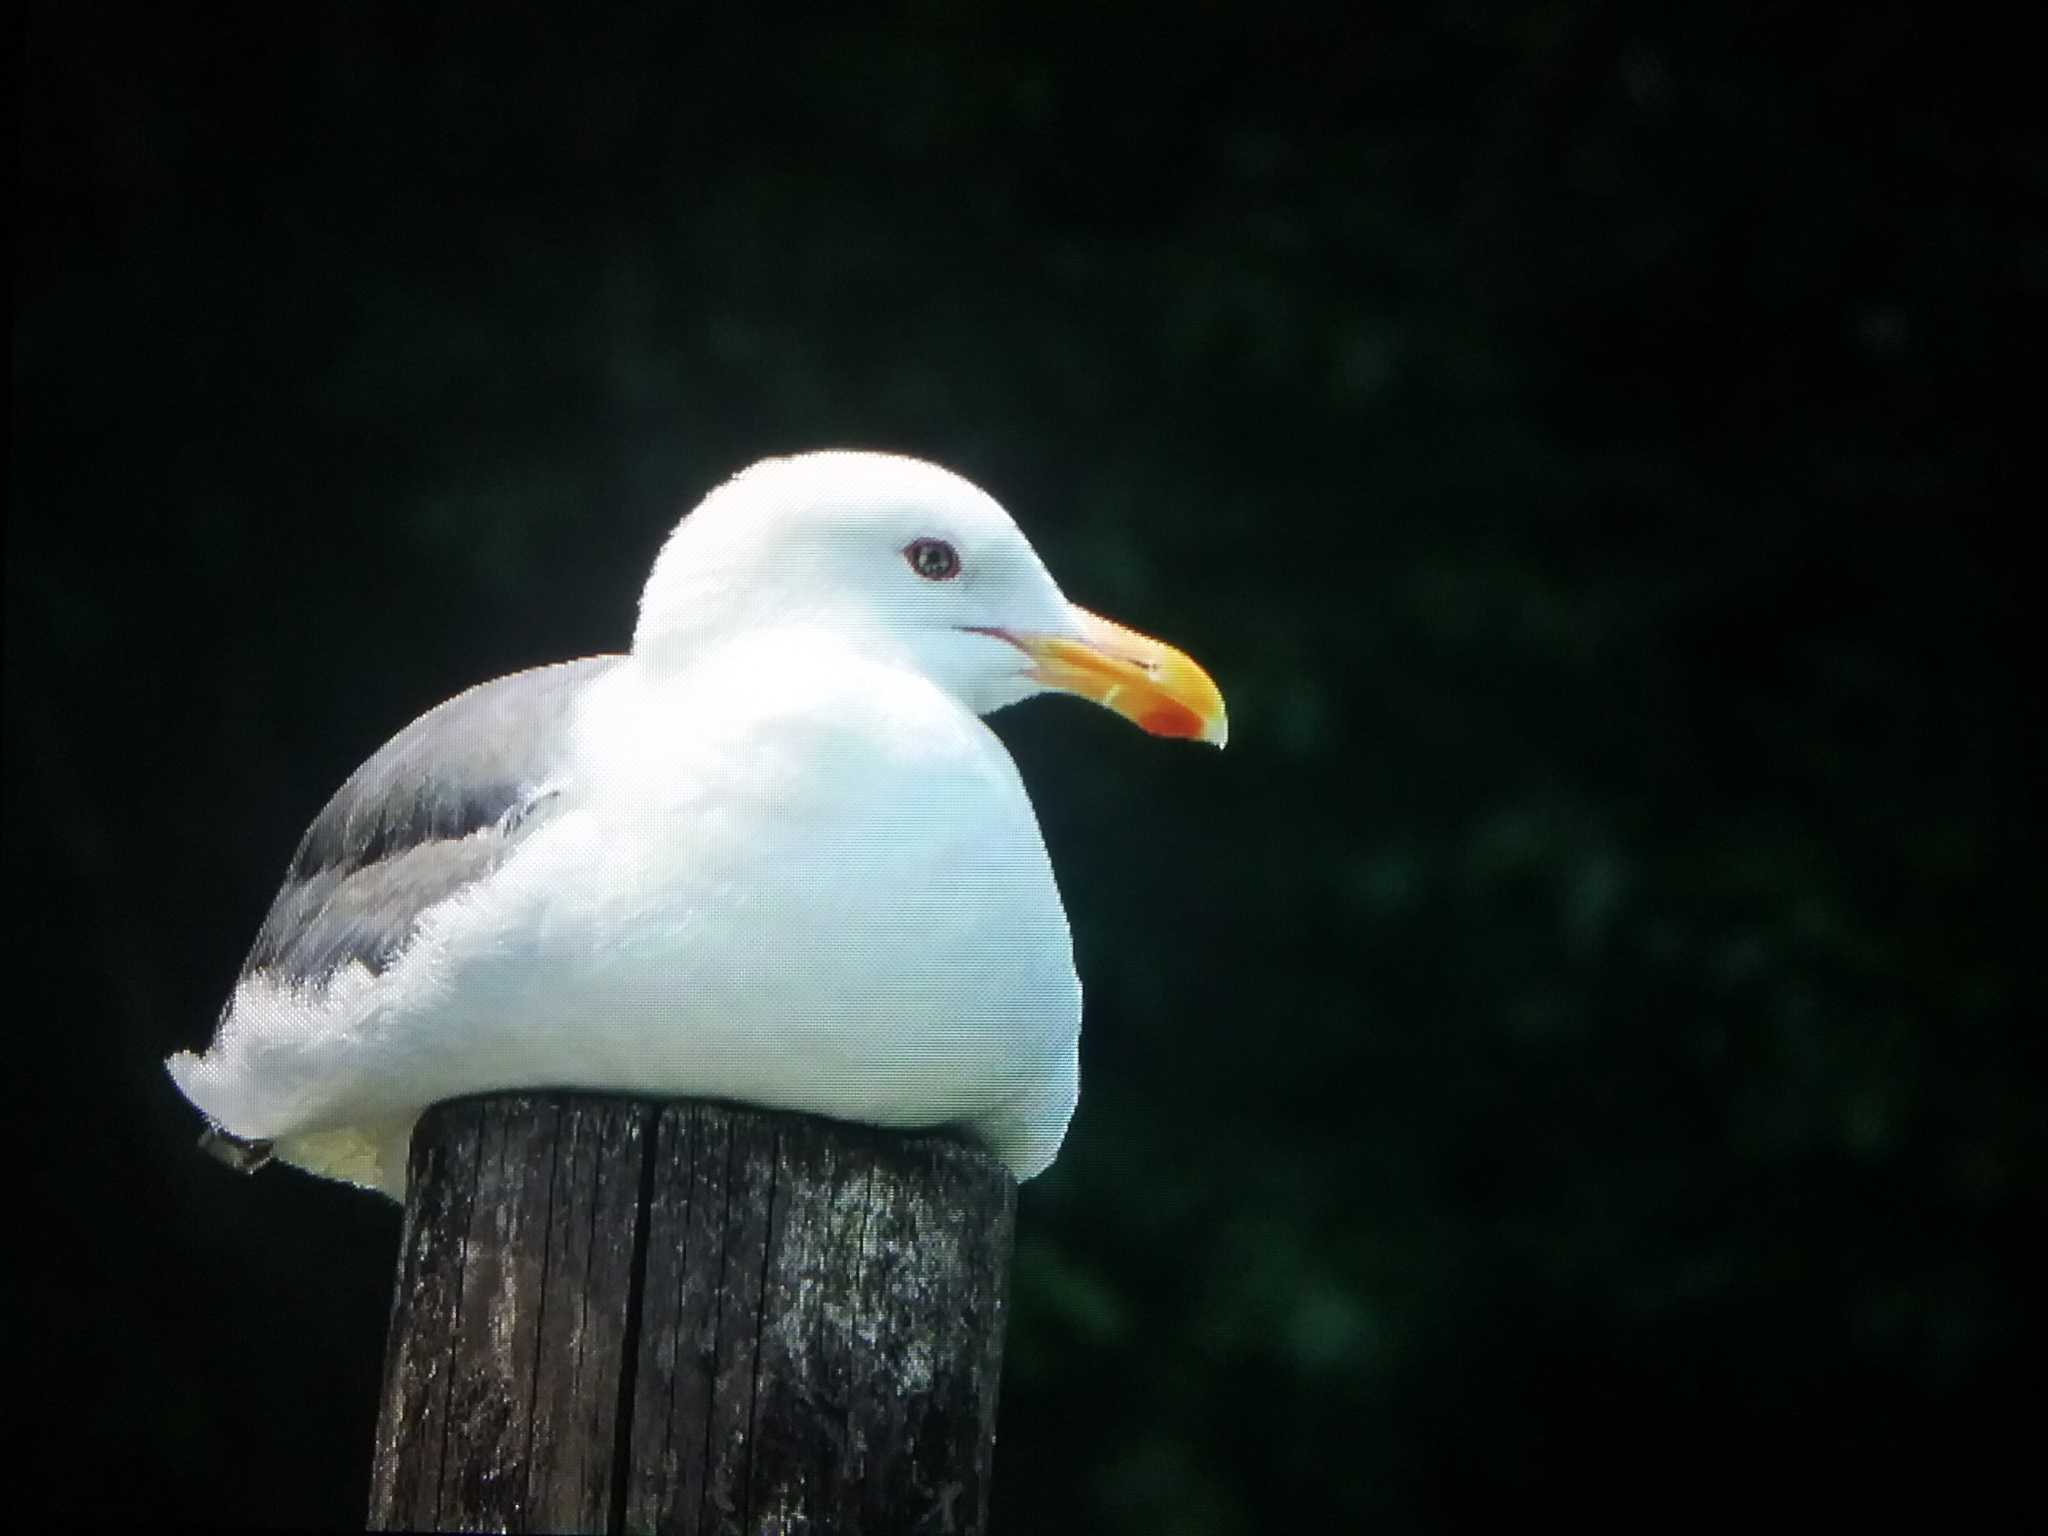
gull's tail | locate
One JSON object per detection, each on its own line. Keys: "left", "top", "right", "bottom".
{"left": 168, "top": 1047, "right": 274, "bottom": 1173}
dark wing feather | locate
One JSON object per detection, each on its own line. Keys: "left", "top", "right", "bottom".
{"left": 239, "top": 655, "right": 620, "bottom": 990}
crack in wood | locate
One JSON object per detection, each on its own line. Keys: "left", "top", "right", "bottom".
{"left": 369, "top": 1096, "right": 1015, "bottom": 1535}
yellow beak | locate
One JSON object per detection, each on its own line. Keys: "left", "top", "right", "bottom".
{"left": 981, "top": 605, "right": 1228, "bottom": 746}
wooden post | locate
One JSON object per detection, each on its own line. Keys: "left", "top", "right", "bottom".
{"left": 367, "top": 1094, "right": 1017, "bottom": 1535}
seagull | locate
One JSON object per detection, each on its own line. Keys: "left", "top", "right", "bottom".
{"left": 167, "top": 450, "right": 1226, "bottom": 1198}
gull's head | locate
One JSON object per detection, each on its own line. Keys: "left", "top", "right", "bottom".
{"left": 634, "top": 450, "right": 1226, "bottom": 745}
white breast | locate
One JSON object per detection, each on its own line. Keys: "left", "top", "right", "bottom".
{"left": 370, "top": 633, "right": 1082, "bottom": 1168}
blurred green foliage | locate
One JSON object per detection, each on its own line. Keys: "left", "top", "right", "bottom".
{"left": 12, "top": 1, "right": 2039, "bottom": 1528}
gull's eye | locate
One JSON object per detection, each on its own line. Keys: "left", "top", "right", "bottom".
{"left": 904, "top": 538, "right": 961, "bottom": 581}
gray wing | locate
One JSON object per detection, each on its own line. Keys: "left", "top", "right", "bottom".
{"left": 238, "top": 655, "right": 622, "bottom": 991}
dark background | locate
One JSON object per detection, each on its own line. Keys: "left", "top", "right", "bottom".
{"left": 12, "top": 2, "right": 2041, "bottom": 1529}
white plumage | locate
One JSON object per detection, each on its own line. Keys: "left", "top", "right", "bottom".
{"left": 168, "top": 451, "right": 1224, "bottom": 1197}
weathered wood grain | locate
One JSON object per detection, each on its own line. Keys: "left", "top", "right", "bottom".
{"left": 368, "top": 1095, "right": 1016, "bottom": 1534}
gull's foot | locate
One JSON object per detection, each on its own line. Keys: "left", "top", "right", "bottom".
{"left": 198, "top": 1124, "right": 275, "bottom": 1174}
